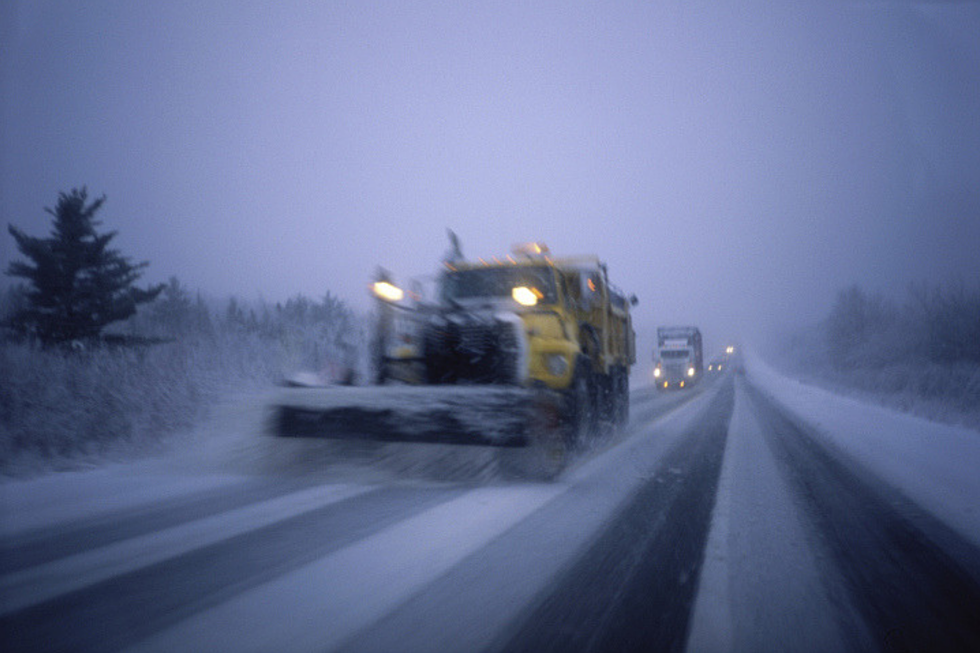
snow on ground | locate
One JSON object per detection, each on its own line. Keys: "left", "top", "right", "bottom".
{"left": 687, "top": 378, "right": 850, "bottom": 653}
{"left": 128, "top": 387, "right": 719, "bottom": 653}
{"left": 128, "top": 484, "right": 566, "bottom": 653}
{"left": 745, "top": 351, "right": 980, "bottom": 547}
{"left": 0, "top": 389, "right": 279, "bottom": 536}
{"left": 0, "top": 468, "right": 245, "bottom": 538}
{"left": 0, "top": 483, "right": 371, "bottom": 615}
{"left": 0, "top": 378, "right": 723, "bottom": 650}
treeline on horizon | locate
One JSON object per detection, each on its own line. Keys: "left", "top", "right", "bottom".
{"left": 826, "top": 283, "right": 980, "bottom": 369}
{"left": 786, "top": 282, "right": 980, "bottom": 429}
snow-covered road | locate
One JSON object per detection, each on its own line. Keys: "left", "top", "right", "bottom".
{"left": 2, "top": 360, "right": 980, "bottom": 652}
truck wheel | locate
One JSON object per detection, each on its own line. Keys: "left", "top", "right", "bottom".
{"left": 497, "top": 389, "right": 567, "bottom": 481}
{"left": 596, "top": 373, "right": 614, "bottom": 424}
{"left": 615, "top": 367, "right": 630, "bottom": 427}
{"left": 565, "top": 359, "right": 597, "bottom": 447}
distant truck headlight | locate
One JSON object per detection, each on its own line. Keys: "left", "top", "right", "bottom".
{"left": 545, "top": 354, "right": 568, "bottom": 376}
{"left": 687, "top": 367, "right": 695, "bottom": 377}
{"left": 653, "top": 367, "right": 662, "bottom": 378}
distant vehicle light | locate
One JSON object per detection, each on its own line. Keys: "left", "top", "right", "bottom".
{"left": 680, "top": 381, "right": 685, "bottom": 388}
{"left": 663, "top": 381, "right": 668, "bottom": 389}
{"left": 708, "top": 364, "right": 714, "bottom": 371}
{"left": 512, "top": 286, "right": 538, "bottom": 306}
{"left": 653, "top": 367, "right": 662, "bottom": 378}
{"left": 726, "top": 346, "right": 735, "bottom": 354}
{"left": 687, "top": 367, "right": 695, "bottom": 377}
{"left": 372, "top": 281, "right": 404, "bottom": 302}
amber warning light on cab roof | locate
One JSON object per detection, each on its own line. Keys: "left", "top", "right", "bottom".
{"left": 512, "top": 242, "right": 551, "bottom": 259}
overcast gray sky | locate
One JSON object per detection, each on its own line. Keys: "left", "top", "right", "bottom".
{"left": 2, "top": 1, "right": 979, "bottom": 357}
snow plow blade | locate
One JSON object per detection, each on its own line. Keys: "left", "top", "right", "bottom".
{"left": 272, "top": 386, "right": 547, "bottom": 447}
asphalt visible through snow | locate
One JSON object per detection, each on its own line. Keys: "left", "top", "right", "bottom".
{"left": 744, "top": 382, "right": 980, "bottom": 653}
{"left": 495, "top": 382, "right": 732, "bottom": 653}
{"left": 2, "top": 372, "right": 980, "bottom": 652}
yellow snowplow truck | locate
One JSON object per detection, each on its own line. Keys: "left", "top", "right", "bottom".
{"left": 273, "top": 240, "right": 637, "bottom": 478}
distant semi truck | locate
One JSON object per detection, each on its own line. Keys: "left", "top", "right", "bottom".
{"left": 653, "top": 326, "right": 703, "bottom": 389}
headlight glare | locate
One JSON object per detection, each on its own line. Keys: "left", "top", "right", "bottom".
{"left": 512, "top": 286, "right": 538, "bottom": 306}
{"left": 372, "top": 281, "right": 404, "bottom": 302}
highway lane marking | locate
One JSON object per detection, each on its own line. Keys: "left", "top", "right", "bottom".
{"left": 0, "top": 482, "right": 372, "bottom": 616}
{"left": 128, "top": 484, "right": 567, "bottom": 653}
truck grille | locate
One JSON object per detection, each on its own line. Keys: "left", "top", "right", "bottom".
{"left": 424, "top": 318, "right": 519, "bottom": 384}
{"left": 457, "top": 323, "right": 494, "bottom": 356}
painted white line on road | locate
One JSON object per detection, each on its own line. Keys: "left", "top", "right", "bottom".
{"left": 129, "top": 484, "right": 566, "bottom": 653}
{"left": 0, "top": 483, "right": 372, "bottom": 615}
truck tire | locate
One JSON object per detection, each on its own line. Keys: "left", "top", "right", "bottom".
{"left": 596, "top": 372, "right": 614, "bottom": 424}
{"left": 614, "top": 366, "right": 629, "bottom": 427}
{"left": 497, "top": 389, "right": 568, "bottom": 481}
{"left": 565, "top": 358, "right": 597, "bottom": 447}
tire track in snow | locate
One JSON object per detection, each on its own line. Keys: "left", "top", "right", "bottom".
{"left": 127, "top": 483, "right": 567, "bottom": 653}
{"left": 687, "top": 377, "right": 851, "bottom": 653}
{"left": 745, "top": 382, "right": 980, "bottom": 653}
{"left": 497, "top": 376, "right": 734, "bottom": 653}
{"left": 335, "top": 380, "right": 730, "bottom": 653}
{"left": 0, "top": 478, "right": 313, "bottom": 573}
{"left": 0, "top": 483, "right": 460, "bottom": 652}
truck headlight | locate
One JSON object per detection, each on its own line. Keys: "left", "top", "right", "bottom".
{"left": 545, "top": 354, "right": 568, "bottom": 377}
{"left": 653, "top": 367, "right": 661, "bottom": 378}
{"left": 512, "top": 286, "right": 538, "bottom": 306}
{"left": 687, "top": 367, "right": 695, "bottom": 377}
{"left": 372, "top": 281, "right": 404, "bottom": 302}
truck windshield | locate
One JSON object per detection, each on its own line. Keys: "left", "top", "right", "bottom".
{"left": 660, "top": 349, "right": 691, "bottom": 359}
{"left": 441, "top": 267, "right": 557, "bottom": 304}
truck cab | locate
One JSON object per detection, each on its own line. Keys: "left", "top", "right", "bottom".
{"left": 371, "top": 241, "right": 638, "bottom": 432}
{"left": 653, "top": 326, "right": 703, "bottom": 389}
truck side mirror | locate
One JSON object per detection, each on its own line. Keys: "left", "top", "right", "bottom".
{"left": 630, "top": 295, "right": 639, "bottom": 306}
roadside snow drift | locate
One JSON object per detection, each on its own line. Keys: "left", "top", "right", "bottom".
{"left": 745, "top": 353, "right": 980, "bottom": 547}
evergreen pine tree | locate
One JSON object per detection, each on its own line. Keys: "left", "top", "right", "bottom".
{"left": 6, "top": 187, "right": 164, "bottom": 344}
